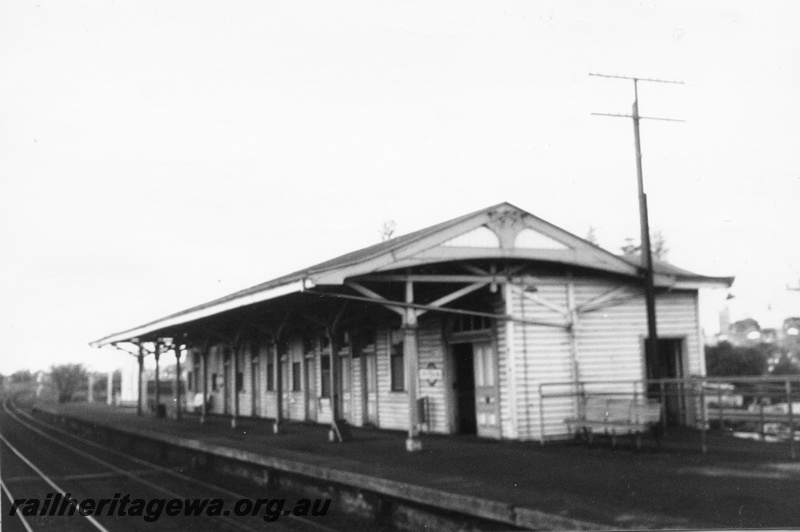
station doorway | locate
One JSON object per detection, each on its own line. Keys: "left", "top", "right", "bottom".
{"left": 452, "top": 343, "right": 477, "bottom": 434}
{"left": 451, "top": 341, "right": 500, "bottom": 438}
{"left": 646, "top": 338, "right": 685, "bottom": 425}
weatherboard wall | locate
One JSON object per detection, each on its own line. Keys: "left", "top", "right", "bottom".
{"left": 187, "top": 280, "right": 702, "bottom": 442}
{"left": 504, "top": 279, "right": 703, "bottom": 441}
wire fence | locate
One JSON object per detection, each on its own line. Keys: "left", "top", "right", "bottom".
{"left": 539, "top": 375, "right": 800, "bottom": 457}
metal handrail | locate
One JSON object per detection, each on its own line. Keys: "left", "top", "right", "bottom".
{"left": 539, "top": 376, "right": 800, "bottom": 458}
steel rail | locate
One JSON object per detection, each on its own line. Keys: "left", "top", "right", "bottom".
{"left": 5, "top": 397, "right": 338, "bottom": 532}
{"left": 3, "top": 399, "right": 262, "bottom": 532}
{"left": 0, "top": 432, "right": 110, "bottom": 532}
{"left": 0, "top": 478, "right": 36, "bottom": 532}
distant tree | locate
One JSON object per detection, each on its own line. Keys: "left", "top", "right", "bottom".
{"left": 728, "top": 318, "right": 761, "bottom": 344}
{"left": 585, "top": 226, "right": 599, "bottom": 245}
{"left": 10, "top": 370, "right": 33, "bottom": 383}
{"left": 770, "top": 354, "right": 800, "bottom": 375}
{"left": 50, "top": 364, "right": 86, "bottom": 403}
{"left": 705, "top": 341, "right": 769, "bottom": 377}
{"left": 620, "top": 230, "right": 669, "bottom": 260}
{"left": 651, "top": 230, "right": 668, "bottom": 260}
{"left": 378, "top": 219, "right": 396, "bottom": 242}
{"left": 621, "top": 237, "right": 638, "bottom": 256}
{"left": 782, "top": 317, "right": 800, "bottom": 337}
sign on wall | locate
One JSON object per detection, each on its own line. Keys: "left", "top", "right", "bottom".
{"left": 419, "top": 363, "right": 442, "bottom": 386}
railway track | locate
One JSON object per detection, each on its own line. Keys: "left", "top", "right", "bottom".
{"left": 0, "top": 393, "right": 341, "bottom": 532}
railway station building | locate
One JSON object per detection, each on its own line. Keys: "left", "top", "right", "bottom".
{"left": 91, "top": 202, "right": 732, "bottom": 450}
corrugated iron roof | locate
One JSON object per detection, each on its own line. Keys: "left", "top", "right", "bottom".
{"left": 91, "top": 202, "right": 733, "bottom": 346}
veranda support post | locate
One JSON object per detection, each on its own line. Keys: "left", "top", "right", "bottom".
{"left": 137, "top": 343, "right": 144, "bottom": 416}
{"left": 231, "top": 343, "right": 239, "bottom": 429}
{"left": 174, "top": 342, "right": 182, "bottom": 421}
{"left": 328, "top": 329, "right": 339, "bottom": 442}
{"left": 201, "top": 343, "right": 208, "bottom": 424}
{"left": 787, "top": 380, "right": 795, "bottom": 459}
{"left": 404, "top": 279, "right": 421, "bottom": 452}
{"left": 272, "top": 339, "right": 282, "bottom": 434}
{"left": 107, "top": 371, "right": 113, "bottom": 406}
{"left": 154, "top": 341, "right": 161, "bottom": 417}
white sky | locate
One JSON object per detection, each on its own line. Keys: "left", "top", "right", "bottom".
{"left": 1, "top": 1, "right": 799, "bottom": 373}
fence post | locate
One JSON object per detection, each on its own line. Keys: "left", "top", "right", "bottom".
{"left": 759, "top": 391, "right": 766, "bottom": 442}
{"left": 699, "top": 381, "right": 707, "bottom": 454}
{"left": 660, "top": 381, "right": 667, "bottom": 430}
{"left": 539, "top": 384, "right": 546, "bottom": 445}
{"left": 717, "top": 384, "right": 723, "bottom": 430}
{"left": 788, "top": 380, "right": 795, "bottom": 459}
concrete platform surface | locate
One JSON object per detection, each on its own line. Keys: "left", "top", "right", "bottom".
{"left": 33, "top": 402, "right": 800, "bottom": 530}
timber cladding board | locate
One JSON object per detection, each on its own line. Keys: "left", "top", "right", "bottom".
{"left": 376, "top": 328, "right": 408, "bottom": 431}
{"left": 350, "top": 360, "right": 364, "bottom": 427}
{"left": 494, "top": 296, "right": 514, "bottom": 439}
{"left": 416, "top": 320, "right": 447, "bottom": 434}
{"left": 159, "top": 284, "right": 702, "bottom": 441}
{"left": 502, "top": 280, "right": 703, "bottom": 440}
{"left": 512, "top": 285, "right": 572, "bottom": 440}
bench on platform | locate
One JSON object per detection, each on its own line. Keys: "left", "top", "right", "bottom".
{"left": 566, "top": 396, "right": 662, "bottom": 449}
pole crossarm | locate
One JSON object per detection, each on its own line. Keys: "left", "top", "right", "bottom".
{"left": 591, "top": 112, "right": 685, "bottom": 122}
{"left": 589, "top": 72, "right": 684, "bottom": 84}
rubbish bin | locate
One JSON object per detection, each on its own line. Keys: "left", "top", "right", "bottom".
{"left": 156, "top": 404, "right": 166, "bottom": 418}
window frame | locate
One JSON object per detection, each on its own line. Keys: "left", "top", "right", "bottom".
{"left": 266, "top": 361, "right": 275, "bottom": 392}
{"left": 390, "top": 338, "right": 405, "bottom": 392}
{"left": 320, "top": 355, "right": 331, "bottom": 398}
{"left": 292, "top": 361, "right": 302, "bottom": 391}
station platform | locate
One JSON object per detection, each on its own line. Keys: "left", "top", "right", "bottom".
{"left": 29, "top": 401, "right": 800, "bottom": 530}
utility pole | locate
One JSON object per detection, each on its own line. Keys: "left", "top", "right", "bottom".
{"left": 590, "top": 73, "right": 684, "bottom": 372}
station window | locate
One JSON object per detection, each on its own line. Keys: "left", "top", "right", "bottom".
{"left": 266, "top": 362, "right": 274, "bottom": 391}
{"left": 390, "top": 340, "right": 405, "bottom": 392}
{"left": 292, "top": 362, "right": 302, "bottom": 391}
{"left": 320, "top": 356, "right": 331, "bottom": 398}
{"left": 340, "top": 356, "right": 351, "bottom": 393}
{"left": 452, "top": 315, "right": 492, "bottom": 333}
{"left": 281, "top": 358, "right": 290, "bottom": 390}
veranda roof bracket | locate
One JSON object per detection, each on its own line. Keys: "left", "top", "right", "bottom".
{"left": 415, "top": 282, "right": 487, "bottom": 318}
{"left": 345, "top": 282, "right": 405, "bottom": 316}
{"left": 576, "top": 284, "right": 644, "bottom": 314}
{"left": 110, "top": 342, "right": 141, "bottom": 358}
{"left": 308, "top": 290, "right": 567, "bottom": 328}
{"left": 516, "top": 286, "right": 570, "bottom": 318}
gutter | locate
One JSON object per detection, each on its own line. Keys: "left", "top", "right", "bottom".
{"left": 90, "top": 280, "right": 305, "bottom": 347}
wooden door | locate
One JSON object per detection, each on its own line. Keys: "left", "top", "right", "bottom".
{"left": 473, "top": 342, "right": 500, "bottom": 438}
